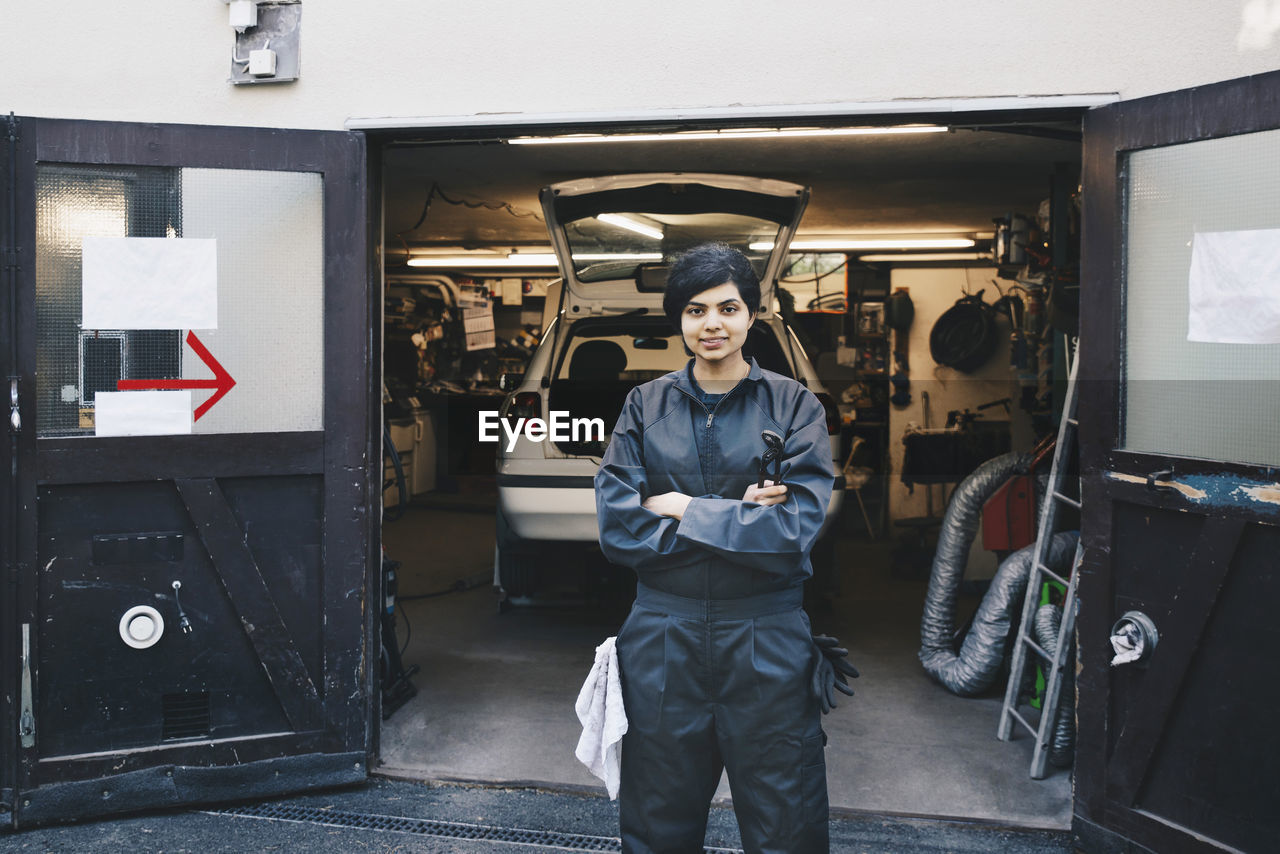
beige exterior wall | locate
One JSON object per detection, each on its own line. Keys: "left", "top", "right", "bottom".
{"left": 6, "top": 2, "right": 1280, "bottom": 130}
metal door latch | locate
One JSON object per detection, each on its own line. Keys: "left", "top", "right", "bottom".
{"left": 9, "top": 378, "right": 19, "bottom": 433}
{"left": 1110, "top": 610, "right": 1159, "bottom": 666}
{"left": 1146, "top": 469, "right": 1175, "bottom": 490}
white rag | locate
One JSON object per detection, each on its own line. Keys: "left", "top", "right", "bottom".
{"left": 574, "top": 636, "right": 628, "bottom": 799}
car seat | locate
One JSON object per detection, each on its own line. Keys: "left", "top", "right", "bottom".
{"left": 553, "top": 339, "right": 630, "bottom": 456}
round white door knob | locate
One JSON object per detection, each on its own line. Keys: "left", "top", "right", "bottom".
{"left": 119, "top": 605, "right": 165, "bottom": 649}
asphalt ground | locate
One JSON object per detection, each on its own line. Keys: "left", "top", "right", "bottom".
{"left": 3, "top": 776, "right": 1078, "bottom": 853}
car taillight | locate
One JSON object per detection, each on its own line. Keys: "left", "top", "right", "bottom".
{"left": 509, "top": 391, "right": 541, "bottom": 420}
{"left": 814, "top": 392, "right": 841, "bottom": 435}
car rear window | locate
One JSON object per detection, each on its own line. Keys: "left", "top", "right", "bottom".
{"left": 548, "top": 318, "right": 794, "bottom": 456}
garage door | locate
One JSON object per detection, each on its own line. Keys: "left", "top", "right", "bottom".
{"left": 1, "top": 117, "right": 376, "bottom": 826}
{"left": 1075, "top": 70, "right": 1280, "bottom": 853}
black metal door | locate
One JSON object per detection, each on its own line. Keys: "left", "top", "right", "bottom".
{"left": 2, "top": 118, "right": 376, "bottom": 827}
{"left": 1075, "top": 72, "right": 1280, "bottom": 853}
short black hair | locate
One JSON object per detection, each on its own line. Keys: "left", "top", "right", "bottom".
{"left": 662, "top": 243, "right": 761, "bottom": 329}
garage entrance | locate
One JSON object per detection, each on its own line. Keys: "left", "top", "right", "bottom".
{"left": 370, "top": 106, "right": 1084, "bottom": 828}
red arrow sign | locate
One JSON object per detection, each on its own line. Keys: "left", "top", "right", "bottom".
{"left": 117, "top": 331, "right": 236, "bottom": 421}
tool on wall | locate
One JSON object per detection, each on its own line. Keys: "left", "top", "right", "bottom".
{"left": 886, "top": 288, "right": 914, "bottom": 408}
{"left": 929, "top": 291, "right": 1001, "bottom": 373}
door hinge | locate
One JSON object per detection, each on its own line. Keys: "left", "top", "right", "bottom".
{"left": 20, "top": 623, "right": 35, "bottom": 748}
{"left": 5, "top": 113, "right": 18, "bottom": 143}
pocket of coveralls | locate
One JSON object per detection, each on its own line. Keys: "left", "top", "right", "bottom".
{"left": 800, "top": 733, "right": 829, "bottom": 825}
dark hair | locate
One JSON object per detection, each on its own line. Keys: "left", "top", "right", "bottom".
{"left": 662, "top": 243, "right": 761, "bottom": 329}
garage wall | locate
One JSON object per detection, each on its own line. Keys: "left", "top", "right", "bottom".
{"left": 886, "top": 267, "right": 1036, "bottom": 579}
{"left": 6, "top": 2, "right": 1280, "bottom": 130}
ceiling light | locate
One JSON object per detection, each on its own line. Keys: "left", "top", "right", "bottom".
{"left": 507, "top": 125, "right": 948, "bottom": 145}
{"left": 406, "top": 253, "right": 559, "bottom": 268}
{"left": 856, "top": 252, "right": 989, "bottom": 263}
{"left": 597, "top": 213, "right": 664, "bottom": 240}
{"left": 751, "top": 238, "right": 977, "bottom": 252}
{"left": 573, "top": 252, "right": 663, "bottom": 261}
{"left": 405, "top": 250, "right": 667, "bottom": 268}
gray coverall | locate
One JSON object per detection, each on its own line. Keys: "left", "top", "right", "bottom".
{"left": 595, "top": 359, "right": 836, "bottom": 854}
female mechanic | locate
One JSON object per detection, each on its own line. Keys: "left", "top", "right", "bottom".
{"left": 594, "top": 242, "right": 837, "bottom": 853}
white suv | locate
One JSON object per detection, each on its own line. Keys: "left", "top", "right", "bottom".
{"left": 495, "top": 174, "right": 844, "bottom": 600}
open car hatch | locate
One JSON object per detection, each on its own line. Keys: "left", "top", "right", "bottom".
{"left": 540, "top": 173, "right": 809, "bottom": 316}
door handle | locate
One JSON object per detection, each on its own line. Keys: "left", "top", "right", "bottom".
{"left": 20, "top": 623, "right": 35, "bottom": 747}
{"left": 1110, "top": 610, "right": 1159, "bottom": 666}
{"left": 1146, "top": 469, "right": 1175, "bottom": 490}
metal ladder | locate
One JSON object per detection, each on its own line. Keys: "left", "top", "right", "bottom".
{"left": 997, "top": 340, "right": 1083, "bottom": 779}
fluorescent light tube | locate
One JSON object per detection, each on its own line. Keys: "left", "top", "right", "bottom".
{"left": 597, "top": 213, "right": 664, "bottom": 240}
{"left": 508, "top": 126, "right": 947, "bottom": 145}
{"left": 406, "top": 254, "right": 559, "bottom": 268}
{"left": 856, "top": 252, "right": 989, "bottom": 262}
{"left": 405, "top": 251, "right": 665, "bottom": 268}
{"left": 751, "top": 238, "right": 977, "bottom": 251}
{"left": 573, "top": 253, "right": 663, "bottom": 261}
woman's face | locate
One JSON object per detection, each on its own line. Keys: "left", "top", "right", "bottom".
{"left": 680, "top": 280, "right": 754, "bottom": 366}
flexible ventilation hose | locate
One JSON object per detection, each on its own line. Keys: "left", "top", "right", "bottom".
{"left": 1033, "top": 602, "right": 1077, "bottom": 767}
{"left": 917, "top": 451, "right": 1029, "bottom": 693}
{"left": 920, "top": 531, "right": 1078, "bottom": 695}
{"left": 917, "top": 446, "right": 1082, "bottom": 695}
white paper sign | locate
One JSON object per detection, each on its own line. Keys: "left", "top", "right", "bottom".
{"left": 1188, "top": 229, "right": 1280, "bottom": 344}
{"left": 95, "top": 391, "right": 193, "bottom": 437}
{"left": 82, "top": 237, "right": 218, "bottom": 330}
{"left": 500, "top": 278, "right": 523, "bottom": 306}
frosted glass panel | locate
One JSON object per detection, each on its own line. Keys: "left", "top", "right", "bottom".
{"left": 36, "top": 166, "right": 324, "bottom": 436}
{"left": 1123, "top": 129, "right": 1280, "bottom": 466}
{"left": 182, "top": 168, "right": 324, "bottom": 434}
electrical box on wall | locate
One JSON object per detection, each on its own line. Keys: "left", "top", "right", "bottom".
{"left": 229, "top": 2, "right": 301, "bottom": 85}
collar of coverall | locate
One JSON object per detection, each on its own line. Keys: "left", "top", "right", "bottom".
{"left": 674, "top": 357, "right": 765, "bottom": 397}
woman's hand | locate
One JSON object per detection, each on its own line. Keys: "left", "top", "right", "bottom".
{"left": 743, "top": 480, "right": 788, "bottom": 506}
{"left": 642, "top": 491, "right": 693, "bottom": 520}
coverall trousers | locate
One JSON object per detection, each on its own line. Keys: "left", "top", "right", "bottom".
{"left": 616, "top": 585, "right": 829, "bottom": 854}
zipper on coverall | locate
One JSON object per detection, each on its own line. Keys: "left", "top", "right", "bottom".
{"left": 675, "top": 381, "right": 749, "bottom": 692}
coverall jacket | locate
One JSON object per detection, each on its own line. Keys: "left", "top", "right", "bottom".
{"left": 595, "top": 358, "right": 836, "bottom": 854}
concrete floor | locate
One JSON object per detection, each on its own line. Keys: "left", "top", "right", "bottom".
{"left": 379, "top": 503, "right": 1072, "bottom": 830}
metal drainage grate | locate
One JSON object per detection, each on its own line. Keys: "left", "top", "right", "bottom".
{"left": 207, "top": 802, "right": 743, "bottom": 853}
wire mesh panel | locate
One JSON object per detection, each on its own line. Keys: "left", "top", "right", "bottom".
{"left": 34, "top": 165, "right": 324, "bottom": 436}
{"left": 1123, "top": 129, "right": 1280, "bottom": 466}
{"left": 35, "top": 165, "right": 182, "bottom": 436}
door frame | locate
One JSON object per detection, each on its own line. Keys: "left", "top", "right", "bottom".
{"left": 4, "top": 117, "right": 379, "bottom": 825}
{"left": 1076, "top": 69, "right": 1280, "bottom": 852}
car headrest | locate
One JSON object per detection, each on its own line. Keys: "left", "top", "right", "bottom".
{"left": 568, "top": 339, "right": 628, "bottom": 380}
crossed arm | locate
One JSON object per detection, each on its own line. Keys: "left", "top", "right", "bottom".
{"left": 641, "top": 480, "right": 789, "bottom": 520}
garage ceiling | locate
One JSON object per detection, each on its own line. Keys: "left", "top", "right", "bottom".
{"left": 381, "top": 120, "right": 1082, "bottom": 265}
